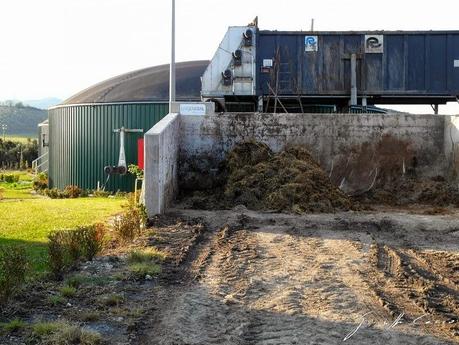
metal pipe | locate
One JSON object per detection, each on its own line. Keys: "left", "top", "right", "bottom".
{"left": 169, "top": 0, "right": 176, "bottom": 110}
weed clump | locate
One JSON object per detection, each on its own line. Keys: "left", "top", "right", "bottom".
{"left": 59, "top": 285, "right": 77, "bottom": 298}
{"left": 127, "top": 248, "right": 167, "bottom": 264}
{"left": 48, "top": 295, "right": 66, "bottom": 306}
{"left": 128, "top": 262, "right": 161, "bottom": 278}
{"left": 0, "top": 245, "right": 28, "bottom": 304}
{"left": 99, "top": 293, "right": 124, "bottom": 307}
{"left": 38, "top": 322, "right": 103, "bottom": 345}
{"left": 32, "top": 321, "right": 61, "bottom": 336}
{"left": 126, "top": 248, "right": 164, "bottom": 279}
{"left": 1, "top": 318, "right": 26, "bottom": 333}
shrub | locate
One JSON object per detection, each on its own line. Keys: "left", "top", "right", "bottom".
{"left": 80, "top": 224, "right": 106, "bottom": 261}
{"left": 128, "top": 164, "right": 144, "bottom": 179}
{"left": 3, "top": 174, "right": 20, "bottom": 183}
{"left": 113, "top": 197, "right": 146, "bottom": 243}
{"left": 43, "top": 188, "right": 66, "bottom": 199}
{"left": 0, "top": 245, "right": 28, "bottom": 304}
{"left": 48, "top": 226, "right": 106, "bottom": 278}
{"left": 48, "top": 232, "right": 67, "bottom": 279}
{"left": 92, "top": 189, "right": 110, "bottom": 198}
{"left": 41, "top": 186, "right": 87, "bottom": 199}
{"left": 113, "top": 212, "right": 139, "bottom": 243}
{"left": 63, "top": 185, "right": 82, "bottom": 198}
{"left": 32, "top": 172, "right": 48, "bottom": 191}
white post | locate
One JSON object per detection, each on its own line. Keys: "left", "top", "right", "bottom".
{"left": 169, "top": 0, "right": 176, "bottom": 111}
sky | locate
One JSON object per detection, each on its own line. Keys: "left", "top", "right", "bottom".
{"left": 0, "top": 0, "right": 458, "bottom": 113}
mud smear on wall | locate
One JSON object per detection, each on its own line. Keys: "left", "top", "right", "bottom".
{"left": 332, "top": 134, "right": 459, "bottom": 206}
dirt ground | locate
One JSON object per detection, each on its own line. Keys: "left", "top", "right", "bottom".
{"left": 2, "top": 208, "right": 458, "bottom": 345}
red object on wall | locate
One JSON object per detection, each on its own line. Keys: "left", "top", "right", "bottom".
{"left": 137, "top": 138, "right": 144, "bottom": 170}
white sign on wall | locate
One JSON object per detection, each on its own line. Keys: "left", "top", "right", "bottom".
{"left": 263, "top": 59, "right": 273, "bottom": 67}
{"left": 454, "top": 60, "right": 459, "bottom": 68}
{"left": 180, "top": 103, "right": 206, "bottom": 116}
{"left": 305, "top": 36, "right": 318, "bottom": 52}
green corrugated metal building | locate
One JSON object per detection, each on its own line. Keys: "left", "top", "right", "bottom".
{"left": 48, "top": 61, "right": 208, "bottom": 192}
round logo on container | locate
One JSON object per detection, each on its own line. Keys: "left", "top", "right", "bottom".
{"left": 305, "top": 36, "right": 318, "bottom": 52}
{"left": 365, "top": 35, "right": 384, "bottom": 53}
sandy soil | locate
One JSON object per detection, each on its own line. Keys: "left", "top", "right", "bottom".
{"left": 1, "top": 208, "right": 458, "bottom": 344}
{"left": 142, "top": 208, "right": 459, "bottom": 345}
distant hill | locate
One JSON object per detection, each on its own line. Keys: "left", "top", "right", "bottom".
{"left": 24, "top": 97, "right": 62, "bottom": 109}
{"left": 0, "top": 105, "right": 47, "bottom": 137}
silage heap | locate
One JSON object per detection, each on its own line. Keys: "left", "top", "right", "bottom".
{"left": 187, "top": 141, "right": 355, "bottom": 213}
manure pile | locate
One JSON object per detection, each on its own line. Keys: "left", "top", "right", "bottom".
{"left": 355, "top": 176, "right": 459, "bottom": 207}
{"left": 186, "top": 141, "right": 355, "bottom": 213}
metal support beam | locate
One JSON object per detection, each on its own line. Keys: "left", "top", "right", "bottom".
{"left": 169, "top": 0, "right": 176, "bottom": 110}
{"left": 350, "top": 54, "right": 358, "bottom": 106}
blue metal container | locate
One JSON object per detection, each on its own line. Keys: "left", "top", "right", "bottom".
{"left": 256, "top": 31, "right": 459, "bottom": 105}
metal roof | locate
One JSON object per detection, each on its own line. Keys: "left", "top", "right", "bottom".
{"left": 61, "top": 60, "right": 209, "bottom": 105}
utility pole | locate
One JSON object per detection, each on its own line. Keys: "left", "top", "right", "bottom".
{"left": 169, "top": 0, "right": 176, "bottom": 112}
{"left": 1, "top": 124, "right": 7, "bottom": 140}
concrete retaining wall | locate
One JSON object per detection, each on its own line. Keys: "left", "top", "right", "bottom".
{"left": 444, "top": 115, "right": 459, "bottom": 178}
{"left": 179, "top": 113, "right": 448, "bottom": 192}
{"left": 144, "top": 113, "right": 180, "bottom": 216}
{"left": 145, "top": 110, "right": 457, "bottom": 215}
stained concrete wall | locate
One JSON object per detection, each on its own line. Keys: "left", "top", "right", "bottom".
{"left": 146, "top": 111, "right": 456, "bottom": 215}
{"left": 144, "top": 113, "right": 180, "bottom": 215}
{"left": 444, "top": 115, "right": 459, "bottom": 178}
{"left": 178, "top": 113, "right": 458, "bottom": 195}
{"left": 144, "top": 102, "right": 215, "bottom": 216}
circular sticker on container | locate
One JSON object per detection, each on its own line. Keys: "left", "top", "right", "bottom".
{"left": 365, "top": 35, "right": 384, "bottom": 53}
{"left": 305, "top": 36, "right": 318, "bottom": 52}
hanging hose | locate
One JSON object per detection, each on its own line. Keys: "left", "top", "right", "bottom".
{"left": 100, "top": 174, "right": 111, "bottom": 191}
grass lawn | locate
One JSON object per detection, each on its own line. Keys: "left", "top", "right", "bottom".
{"left": 0, "top": 170, "right": 39, "bottom": 200}
{"left": 0, "top": 197, "right": 126, "bottom": 273}
{"left": 0, "top": 171, "right": 126, "bottom": 273}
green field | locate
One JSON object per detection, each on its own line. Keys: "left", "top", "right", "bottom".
{"left": 2, "top": 135, "right": 37, "bottom": 143}
{"left": 0, "top": 171, "right": 126, "bottom": 273}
